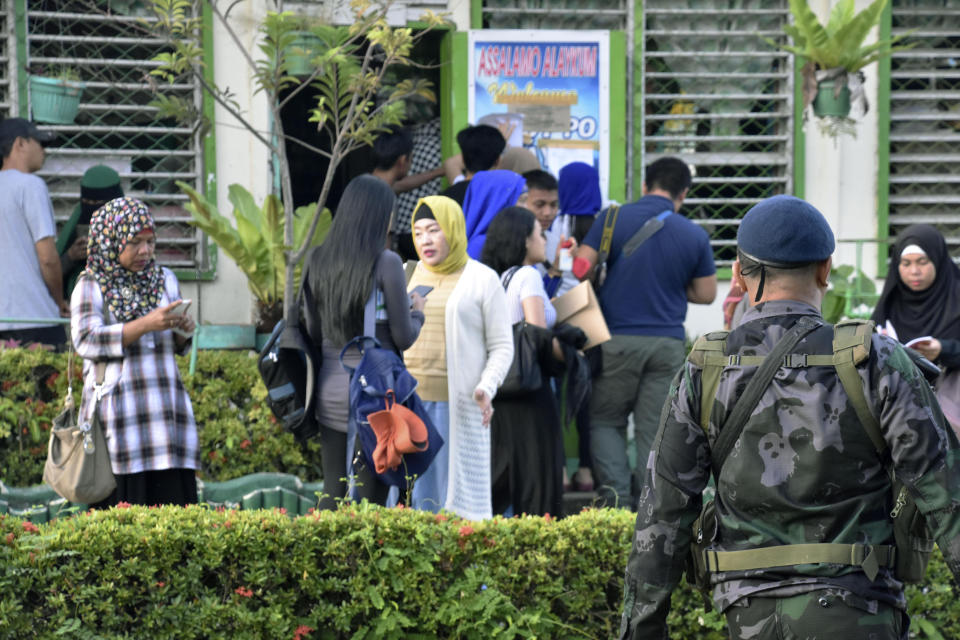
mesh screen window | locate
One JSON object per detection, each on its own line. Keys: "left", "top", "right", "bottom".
{"left": 24, "top": 1, "right": 207, "bottom": 273}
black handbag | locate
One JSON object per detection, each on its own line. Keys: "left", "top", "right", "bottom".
{"left": 498, "top": 267, "right": 546, "bottom": 398}
{"left": 499, "top": 321, "right": 544, "bottom": 398}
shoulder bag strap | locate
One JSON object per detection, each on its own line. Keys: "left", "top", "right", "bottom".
{"left": 622, "top": 209, "right": 672, "bottom": 258}
{"left": 363, "top": 279, "right": 377, "bottom": 338}
{"left": 501, "top": 266, "right": 520, "bottom": 291}
{"left": 595, "top": 204, "right": 620, "bottom": 268}
{"left": 710, "top": 315, "right": 822, "bottom": 478}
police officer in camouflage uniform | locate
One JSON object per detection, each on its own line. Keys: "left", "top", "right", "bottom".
{"left": 620, "top": 195, "right": 960, "bottom": 639}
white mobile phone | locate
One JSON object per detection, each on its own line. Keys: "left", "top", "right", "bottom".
{"left": 169, "top": 299, "right": 192, "bottom": 316}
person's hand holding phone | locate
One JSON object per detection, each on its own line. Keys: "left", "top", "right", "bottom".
{"left": 409, "top": 285, "right": 432, "bottom": 313}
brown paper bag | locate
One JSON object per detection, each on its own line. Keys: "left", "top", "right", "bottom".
{"left": 551, "top": 281, "right": 611, "bottom": 350}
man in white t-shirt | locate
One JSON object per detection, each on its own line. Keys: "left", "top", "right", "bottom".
{"left": 0, "top": 118, "right": 67, "bottom": 348}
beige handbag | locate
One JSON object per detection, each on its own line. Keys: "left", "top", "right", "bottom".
{"left": 43, "top": 344, "right": 116, "bottom": 504}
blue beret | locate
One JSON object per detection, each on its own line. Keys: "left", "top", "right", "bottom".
{"left": 738, "top": 195, "right": 835, "bottom": 264}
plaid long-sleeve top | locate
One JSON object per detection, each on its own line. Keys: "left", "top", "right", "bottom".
{"left": 70, "top": 269, "right": 199, "bottom": 475}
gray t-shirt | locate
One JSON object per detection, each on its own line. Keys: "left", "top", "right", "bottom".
{"left": 0, "top": 169, "right": 59, "bottom": 328}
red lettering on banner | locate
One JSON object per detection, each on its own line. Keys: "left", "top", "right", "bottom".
{"left": 542, "top": 46, "right": 554, "bottom": 77}
{"left": 582, "top": 46, "right": 598, "bottom": 76}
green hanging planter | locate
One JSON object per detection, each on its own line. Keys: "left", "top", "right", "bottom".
{"left": 29, "top": 76, "right": 85, "bottom": 124}
{"left": 286, "top": 32, "right": 322, "bottom": 76}
{"left": 813, "top": 80, "right": 851, "bottom": 119}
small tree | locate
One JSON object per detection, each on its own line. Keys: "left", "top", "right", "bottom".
{"left": 147, "top": 0, "right": 442, "bottom": 324}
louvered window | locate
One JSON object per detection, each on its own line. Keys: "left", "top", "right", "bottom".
{"left": 642, "top": 0, "right": 794, "bottom": 268}
{"left": 481, "top": 0, "right": 628, "bottom": 30}
{"left": 24, "top": 2, "right": 209, "bottom": 275}
{"left": 887, "top": 0, "right": 960, "bottom": 259}
{"left": 0, "top": 0, "right": 11, "bottom": 118}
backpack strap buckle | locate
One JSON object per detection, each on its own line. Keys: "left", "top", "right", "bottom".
{"left": 783, "top": 353, "right": 808, "bottom": 368}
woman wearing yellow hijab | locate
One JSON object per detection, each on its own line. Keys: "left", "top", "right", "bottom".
{"left": 405, "top": 196, "right": 514, "bottom": 520}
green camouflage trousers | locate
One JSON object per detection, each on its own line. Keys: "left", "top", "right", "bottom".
{"left": 724, "top": 590, "right": 906, "bottom": 640}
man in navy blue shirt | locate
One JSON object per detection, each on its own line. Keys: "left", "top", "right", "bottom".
{"left": 577, "top": 157, "right": 716, "bottom": 508}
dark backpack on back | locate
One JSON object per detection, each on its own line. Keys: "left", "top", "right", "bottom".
{"left": 257, "top": 287, "right": 320, "bottom": 443}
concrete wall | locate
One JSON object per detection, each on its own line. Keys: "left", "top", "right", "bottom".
{"left": 180, "top": 1, "right": 272, "bottom": 327}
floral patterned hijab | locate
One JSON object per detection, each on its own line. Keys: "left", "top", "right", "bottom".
{"left": 86, "top": 197, "right": 165, "bottom": 321}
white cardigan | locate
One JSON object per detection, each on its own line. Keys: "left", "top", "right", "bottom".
{"left": 437, "top": 259, "right": 514, "bottom": 520}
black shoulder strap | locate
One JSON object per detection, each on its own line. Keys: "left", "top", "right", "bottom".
{"left": 501, "top": 266, "right": 520, "bottom": 291}
{"left": 710, "top": 315, "right": 822, "bottom": 477}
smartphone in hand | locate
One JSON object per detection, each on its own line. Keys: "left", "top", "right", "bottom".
{"left": 169, "top": 299, "right": 192, "bottom": 316}
{"left": 410, "top": 285, "right": 433, "bottom": 298}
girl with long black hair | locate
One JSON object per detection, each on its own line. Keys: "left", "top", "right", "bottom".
{"left": 482, "top": 206, "right": 566, "bottom": 516}
{"left": 301, "top": 174, "right": 426, "bottom": 509}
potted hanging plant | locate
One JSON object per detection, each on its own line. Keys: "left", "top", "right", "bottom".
{"left": 768, "top": 0, "right": 911, "bottom": 133}
{"left": 28, "top": 66, "right": 86, "bottom": 124}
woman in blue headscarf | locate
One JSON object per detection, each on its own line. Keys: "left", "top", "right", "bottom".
{"left": 462, "top": 169, "right": 527, "bottom": 259}
{"left": 557, "top": 162, "right": 602, "bottom": 244}
{"left": 555, "top": 161, "right": 604, "bottom": 494}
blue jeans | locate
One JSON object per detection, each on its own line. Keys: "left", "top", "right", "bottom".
{"left": 410, "top": 400, "right": 450, "bottom": 513}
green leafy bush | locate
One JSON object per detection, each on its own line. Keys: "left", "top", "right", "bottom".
{"left": 0, "top": 346, "right": 321, "bottom": 487}
{"left": 0, "top": 505, "right": 953, "bottom": 638}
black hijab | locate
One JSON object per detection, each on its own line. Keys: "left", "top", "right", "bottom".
{"left": 871, "top": 224, "right": 960, "bottom": 343}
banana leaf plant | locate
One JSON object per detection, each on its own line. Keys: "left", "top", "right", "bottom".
{"left": 822, "top": 264, "right": 878, "bottom": 324}
{"left": 178, "top": 181, "right": 331, "bottom": 332}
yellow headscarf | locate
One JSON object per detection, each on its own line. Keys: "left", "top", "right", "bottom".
{"left": 413, "top": 195, "right": 469, "bottom": 275}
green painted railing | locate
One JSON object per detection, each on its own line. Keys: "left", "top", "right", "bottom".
{"left": 1, "top": 473, "right": 325, "bottom": 524}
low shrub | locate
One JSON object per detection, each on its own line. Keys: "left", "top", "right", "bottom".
{"left": 0, "top": 346, "right": 322, "bottom": 487}
{"left": 0, "top": 505, "right": 954, "bottom": 638}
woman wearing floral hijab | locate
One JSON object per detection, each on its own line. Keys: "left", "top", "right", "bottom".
{"left": 70, "top": 196, "right": 199, "bottom": 507}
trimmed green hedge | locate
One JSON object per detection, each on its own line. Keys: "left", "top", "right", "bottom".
{"left": 0, "top": 346, "right": 322, "bottom": 487}
{"left": 0, "top": 505, "right": 955, "bottom": 638}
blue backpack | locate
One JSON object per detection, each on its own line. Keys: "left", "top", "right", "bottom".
{"left": 339, "top": 292, "right": 443, "bottom": 490}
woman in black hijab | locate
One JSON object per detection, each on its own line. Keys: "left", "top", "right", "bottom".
{"left": 872, "top": 224, "right": 960, "bottom": 369}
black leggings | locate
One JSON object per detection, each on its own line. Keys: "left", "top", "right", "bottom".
{"left": 318, "top": 425, "right": 391, "bottom": 510}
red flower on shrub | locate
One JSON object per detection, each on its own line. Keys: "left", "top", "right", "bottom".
{"left": 21, "top": 521, "right": 39, "bottom": 534}
{"left": 1, "top": 380, "right": 13, "bottom": 391}
{"left": 459, "top": 526, "right": 474, "bottom": 537}
{"left": 155, "top": 581, "right": 166, "bottom": 588}
{"left": 5, "top": 533, "right": 14, "bottom": 545}
{"left": 234, "top": 586, "right": 253, "bottom": 598}
{"left": 208, "top": 451, "right": 218, "bottom": 460}
{"left": 46, "top": 372, "right": 59, "bottom": 387}
{"left": 240, "top": 439, "right": 252, "bottom": 450}
{"left": 435, "top": 514, "right": 448, "bottom": 523}
{"left": 116, "top": 502, "right": 132, "bottom": 509}
{"left": 293, "top": 625, "right": 314, "bottom": 640}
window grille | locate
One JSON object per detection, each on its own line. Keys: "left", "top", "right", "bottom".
{"left": 24, "top": 1, "right": 208, "bottom": 274}
{"left": 641, "top": 0, "right": 794, "bottom": 268}
{"left": 481, "top": 0, "right": 628, "bottom": 31}
{"left": 887, "top": 0, "right": 960, "bottom": 259}
{"left": 0, "top": 0, "right": 11, "bottom": 118}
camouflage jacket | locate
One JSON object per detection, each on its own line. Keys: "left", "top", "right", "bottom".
{"left": 620, "top": 300, "right": 960, "bottom": 639}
